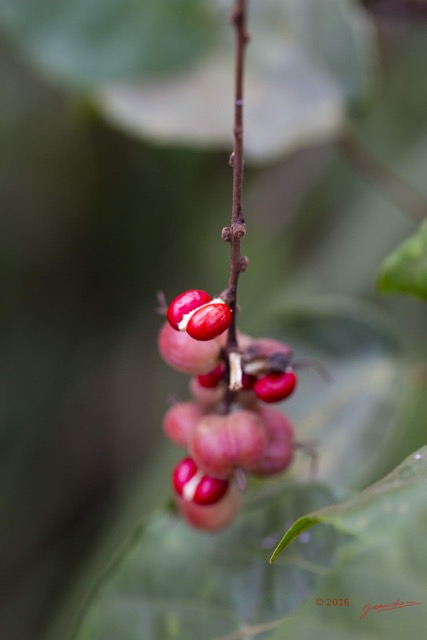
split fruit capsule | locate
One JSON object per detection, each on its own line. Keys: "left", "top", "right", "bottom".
{"left": 167, "top": 289, "right": 232, "bottom": 341}
{"left": 172, "top": 457, "right": 229, "bottom": 506}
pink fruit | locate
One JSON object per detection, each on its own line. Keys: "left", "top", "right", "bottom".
{"left": 252, "top": 407, "right": 294, "bottom": 476}
{"left": 190, "top": 410, "right": 267, "bottom": 477}
{"left": 176, "top": 484, "right": 241, "bottom": 531}
{"left": 163, "top": 401, "right": 203, "bottom": 448}
{"left": 158, "top": 322, "right": 223, "bottom": 375}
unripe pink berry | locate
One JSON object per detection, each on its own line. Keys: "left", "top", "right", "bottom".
{"left": 176, "top": 484, "right": 240, "bottom": 531}
{"left": 253, "top": 371, "right": 297, "bottom": 403}
{"left": 190, "top": 410, "right": 267, "bottom": 478}
{"left": 158, "top": 322, "right": 223, "bottom": 375}
{"left": 251, "top": 407, "right": 294, "bottom": 476}
{"left": 172, "top": 457, "right": 229, "bottom": 505}
{"left": 163, "top": 401, "right": 204, "bottom": 448}
{"left": 167, "top": 289, "right": 212, "bottom": 330}
{"left": 189, "top": 377, "right": 224, "bottom": 407}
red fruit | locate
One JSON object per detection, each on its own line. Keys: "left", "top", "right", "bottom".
{"left": 197, "top": 364, "right": 226, "bottom": 388}
{"left": 176, "top": 485, "right": 240, "bottom": 531}
{"left": 163, "top": 401, "right": 203, "bottom": 448}
{"left": 172, "top": 457, "right": 229, "bottom": 506}
{"left": 158, "top": 322, "right": 223, "bottom": 375}
{"left": 167, "top": 289, "right": 212, "bottom": 330}
{"left": 241, "top": 373, "right": 256, "bottom": 390}
{"left": 253, "top": 371, "right": 297, "bottom": 403}
{"left": 186, "top": 301, "right": 232, "bottom": 341}
{"left": 189, "top": 410, "right": 267, "bottom": 478}
{"left": 167, "top": 289, "right": 232, "bottom": 341}
{"left": 252, "top": 407, "right": 294, "bottom": 476}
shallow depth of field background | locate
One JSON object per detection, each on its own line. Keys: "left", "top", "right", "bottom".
{"left": 1, "top": 2, "right": 427, "bottom": 639}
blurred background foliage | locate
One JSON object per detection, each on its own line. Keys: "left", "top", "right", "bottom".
{"left": 0, "top": 1, "right": 427, "bottom": 639}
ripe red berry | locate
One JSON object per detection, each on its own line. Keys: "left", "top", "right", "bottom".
{"left": 167, "top": 289, "right": 232, "bottom": 341}
{"left": 158, "top": 322, "right": 224, "bottom": 375}
{"left": 197, "top": 364, "right": 226, "bottom": 388}
{"left": 189, "top": 410, "right": 267, "bottom": 478}
{"left": 172, "top": 457, "right": 229, "bottom": 505}
{"left": 176, "top": 484, "right": 240, "bottom": 531}
{"left": 253, "top": 370, "right": 297, "bottom": 403}
{"left": 186, "top": 301, "right": 232, "bottom": 341}
{"left": 167, "top": 289, "right": 212, "bottom": 330}
{"left": 163, "top": 401, "right": 204, "bottom": 448}
{"left": 241, "top": 373, "right": 256, "bottom": 390}
{"left": 252, "top": 407, "right": 294, "bottom": 476}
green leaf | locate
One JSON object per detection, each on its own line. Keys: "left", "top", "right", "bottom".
{"left": 72, "top": 449, "right": 427, "bottom": 640}
{"left": 270, "top": 446, "right": 427, "bottom": 562}
{"left": 0, "top": 0, "right": 217, "bottom": 86}
{"left": 268, "top": 515, "right": 320, "bottom": 564}
{"left": 95, "top": 0, "right": 375, "bottom": 161}
{"left": 266, "top": 448, "right": 427, "bottom": 640}
{"left": 377, "top": 218, "right": 427, "bottom": 301}
{"left": 0, "top": 0, "right": 375, "bottom": 159}
{"left": 72, "top": 483, "right": 344, "bottom": 640}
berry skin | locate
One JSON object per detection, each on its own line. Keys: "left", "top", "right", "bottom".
{"left": 172, "top": 457, "right": 229, "bottom": 505}
{"left": 163, "top": 401, "right": 204, "bottom": 448}
{"left": 167, "top": 289, "right": 212, "bottom": 330}
{"left": 189, "top": 377, "right": 224, "bottom": 407}
{"left": 176, "top": 484, "right": 240, "bottom": 531}
{"left": 167, "top": 289, "right": 232, "bottom": 341}
{"left": 197, "top": 364, "right": 226, "bottom": 388}
{"left": 158, "top": 322, "right": 224, "bottom": 375}
{"left": 186, "top": 301, "right": 232, "bottom": 341}
{"left": 251, "top": 407, "right": 294, "bottom": 476}
{"left": 189, "top": 410, "right": 267, "bottom": 478}
{"left": 253, "top": 371, "right": 297, "bottom": 403}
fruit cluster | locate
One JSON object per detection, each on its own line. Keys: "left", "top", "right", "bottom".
{"left": 158, "top": 289, "right": 298, "bottom": 531}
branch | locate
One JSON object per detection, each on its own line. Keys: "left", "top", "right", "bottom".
{"left": 222, "top": 0, "right": 250, "bottom": 352}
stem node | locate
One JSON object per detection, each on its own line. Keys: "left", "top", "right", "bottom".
{"left": 222, "top": 226, "right": 232, "bottom": 242}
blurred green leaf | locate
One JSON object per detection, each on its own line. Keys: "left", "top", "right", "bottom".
{"left": 377, "top": 219, "right": 427, "bottom": 301}
{"left": 0, "top": 0, "right": 375, "bottom": 160}
{"left": 0, "top": 0, "right": 217, "bottom": 85}
{"left": 72, "top": 483, "right": 343, "bottom": 640}
{"left": 95, "top": 0, "right": 375, "bottom": 161}
{"left": 266, "top": 448, "right": 427, "bottom": 640}
{"left": 270, "top": 445, "right": 427, "bottom": 561}
{"left": 72, "top": 449, "right": 427, "bottom": 640}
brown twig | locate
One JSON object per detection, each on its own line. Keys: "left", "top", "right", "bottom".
{"left": 222, "top": 0, "right": 250, "bottom": 352}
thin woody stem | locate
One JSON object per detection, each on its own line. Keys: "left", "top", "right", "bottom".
{"left": 225, "top": 0, "right": 249, "bottom": 352}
